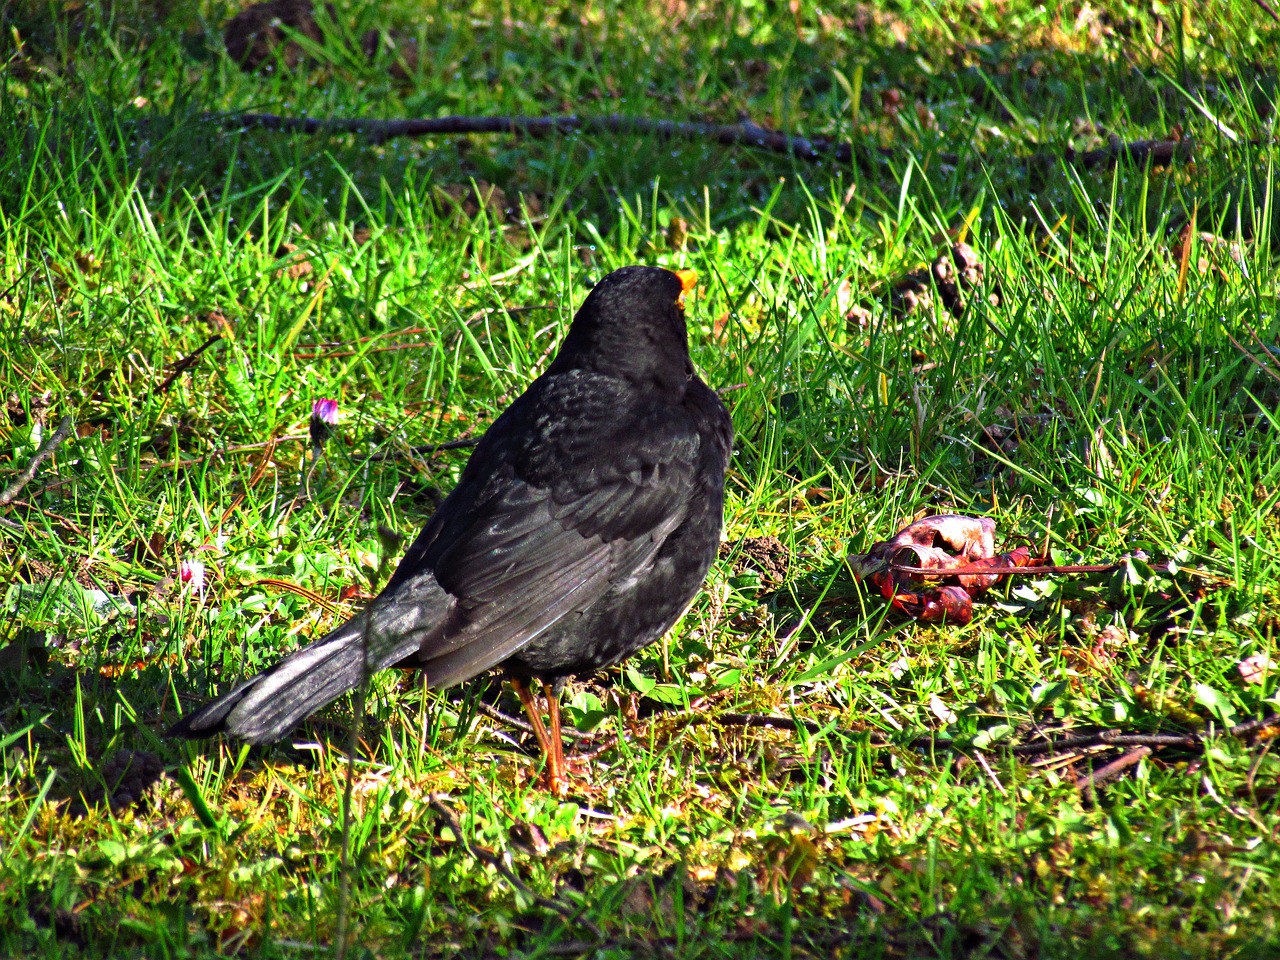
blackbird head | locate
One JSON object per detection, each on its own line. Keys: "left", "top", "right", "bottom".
{"left": 548, "top": 266, "right": 698, "bottom": 393}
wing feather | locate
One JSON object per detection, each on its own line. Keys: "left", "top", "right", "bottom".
{"left": 387, "top": 372, "right": 702, "bottom": 687}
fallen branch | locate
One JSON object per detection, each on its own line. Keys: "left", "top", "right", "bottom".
{"left": 1228, "top": 713, "right": 1280, "bottom": 738}
{"left": 1063, "top": 135, "right": 1195, "bottom": 170}
{"left": 1010, "top": 713, "right": 1280, "bottom": 759}
{"left": 207, "top": 110, "right": 1202, "bottom": 172}
{"left": 296, "top": 305, "right": 558, "bottom": 360}
{"left": 9, "top": 435, "right": 317, "bottom": 493}
{"left": 6, "top": 499, "right": 89, "bottom": 540}
{"left": 215, "top": 434, "right": 280, "bottom": 530}
{"left": 1, "top": 415, "right": 73, "bottom": 506}
{"left": 295, "top": 326, "right": 433, "bottom": 355}
{"left": 29, "top": 434, "right": 312, "bottom": 491}
{"left": 697, "top": 712, "right": 926, "bottom": 748}
{"left": 427, "top": 794, "right": 602, "bottom": 940}
{"left": 214, "top": 111, "right": 848, "bottom": 160}
{"left": 1227, "top": 320, "right": 1280, "bottom": 388}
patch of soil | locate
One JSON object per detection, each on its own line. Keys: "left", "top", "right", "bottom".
{"left": 722, "top": 535, "right": 791, "bottom": 589}
{"left": 223, "top": 0, "right": 325, "bottom": 72}
{"left": 892, "top": 242, "right": 1001, "bottom": 318}
{"left": 224, "top": 0, "right": 420, "bottom": 77}
{"left": 6, "top": 391, "right": 52, "bottom": 427}
{"left": 70, "top": 749, "right": 166, "bottom": 817}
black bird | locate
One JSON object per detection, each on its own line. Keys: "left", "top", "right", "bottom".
{"left": 168, "top": 266, "right": 733, "bottom": 789}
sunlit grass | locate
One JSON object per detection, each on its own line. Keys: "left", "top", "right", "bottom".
{"left": 2, "top": 0, "right": 1279, "bottom": 956}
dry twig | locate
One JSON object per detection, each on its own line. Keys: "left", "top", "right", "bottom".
{"left": 365, "top": 437, "right": 481, "bottom": 462}
{"left": 889, "top": 559, "right": 1119, "bottom": 577}
{"left": 1076, "top": 746, "right": 1153, "bottom": 799}
{"left": 252, "top": 578, "right": 347, "bottom": 616}
{"left": 1251, "top": 0, "right": 1280, "bottom": 26}
{"left": 152, "top": 335, "right": 223, "bottom": 396}
{"left": 1, "top": 415, "right": 73, "bottom": 506}
{"left": 695, "top": 709, "right": 1280, "bottom": 778}
{"left": 474, "top": 700, "right": 593, "bottom": 741}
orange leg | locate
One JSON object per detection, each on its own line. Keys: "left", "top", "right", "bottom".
{"left": 510, "top": 677, "right": 562, "bottom": 791}
{"left": 511, "top": 678, "right": 553, "bottom": 755}
{"left": 546, "top": 686, "right": 566, "bottom": 784}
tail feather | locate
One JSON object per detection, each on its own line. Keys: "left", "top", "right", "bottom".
{"left": 168, "top": 606, "right": 423, "bottom": 745}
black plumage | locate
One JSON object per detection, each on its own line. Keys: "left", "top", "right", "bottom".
{"left": 168, "top": 265, "right": 733, "bottom": 788}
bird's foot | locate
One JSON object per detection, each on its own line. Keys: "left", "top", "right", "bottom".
{"left": 540, "top": 755, "right": 599, "bottom": 799}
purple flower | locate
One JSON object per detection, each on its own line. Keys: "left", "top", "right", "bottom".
{"left": 310, "top": 397, "right": 339, "bottom": 447}
{"left": 312, "top": 398, "right": 339, "bottom": 424}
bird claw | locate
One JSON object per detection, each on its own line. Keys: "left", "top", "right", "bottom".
{"left": 540, "top": 755, "right": 594, "bottom": 799}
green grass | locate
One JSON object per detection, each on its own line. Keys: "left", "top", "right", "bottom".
{"left": 2, "top": 0, "right": 1279, "bottom": 955}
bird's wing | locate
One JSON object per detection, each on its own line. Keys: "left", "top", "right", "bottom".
{"left": 374, "top": 384, "right": 703, "bottom": 688}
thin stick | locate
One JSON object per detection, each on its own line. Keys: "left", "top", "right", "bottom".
{"left": 474, "top": 700, "right": 592, "bottom": 741}
{"left": 8, "top": 500, "right": 89, "bottom": 539}
{"left": 294, "top": 326, "right": 434, "bottom": 354}
{"left": 137, "top": 435, "right": 309, "bottom": 473}
{"left": 364, "top": 437, "right": 481, "bottom": 462}
{"left": 1225, "top": 331, "right": 1280, "bottom": 387}
{"left": 474, "top": 700, "right": 538, "bottom": 736}
{"left": 294, "top": 306, "right": 554, "bottom": 360}
{"left": 215, "top": 435, "right": 279, "bottom": 530}
{"left": 1009, "top": 714, "right": 1280, "bottom": 758}
{"left": 974, "top": 750, "right": 1008, "bottom": 796}
{"left": 1223, "top": 321, "right": 1280, "bottom": 386}
{"left": 887, "top": 560, "right": 1119, "bottom": 577}
{"left": 701, "top": 712, "right": 900, "bottom": 747}
{"left": 1251, "top": 0, "right": 1280, "bottom": 26}
{"left": 1009, "top": 731, "right": 1199, "bottom": 756}
{"left": 151, "top": 334, "right": 222, "bottom": 396}
{"left": 0, "top": 415, "right": 73, "bottom": 506}
{"left": 1228, "top": 713, "right": 1280, "bottom": 738}
{"left": 702, "top": 711, "right": 1280, "bottom": 758}
{"left": 427, "top": 794, "right": 603, "bottom": 940}
{"left": 293, "top": 340, "right": 439, "bottom": 361}
{"left": 252, "top": 578, "right": 347, "bottom": 616}
{"left": 1076, "top": 746, "right": 1152, "bottom": 798}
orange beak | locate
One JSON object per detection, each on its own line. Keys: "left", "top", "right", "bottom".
{"left": 674, "top": 269, "right": 697, "bottom": 306}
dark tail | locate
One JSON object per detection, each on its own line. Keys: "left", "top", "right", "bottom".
{"left": 167, "top": 609, "right": 421, "bottom": 745}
